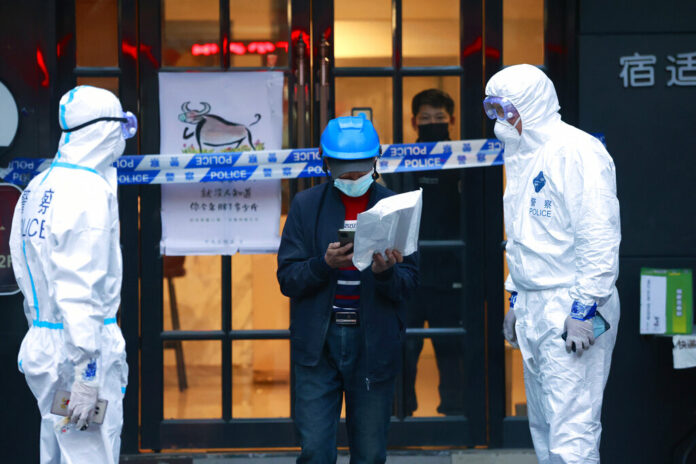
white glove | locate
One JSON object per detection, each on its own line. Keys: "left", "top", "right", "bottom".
{"left": 564, "top": 316, "right": 595, "bottom": 356}
{"left": 68, "top": 359, "right": 99, "bottom": 430}
{"left": 503, "top": 309, "right": 518, "bottom": 348}
{"left": 503, "top": 291, "right": 519, "bottom": 348}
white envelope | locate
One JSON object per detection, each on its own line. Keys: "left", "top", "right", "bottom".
{"left": 352, "top": 189, "right": 423, "bottom": 271}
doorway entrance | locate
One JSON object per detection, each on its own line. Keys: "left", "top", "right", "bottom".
{"left": 61, "top": 0, "right": 537, "bottom": 452}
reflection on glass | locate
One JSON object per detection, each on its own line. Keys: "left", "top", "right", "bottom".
{"left": 76, "top": 77, "right": 119, "bottom": 97}
{"left": 231, "top": 254, "right": 289, "bottom": 331}
{"left": 402, "top": 76, "right": 460, "bottom": 143}
{"left": 229, "top": 0, "right": 289, "bottom": 68}
{"left": 504, "top": 262, "right": 527, "bottom": 416}
{"left": 163, "top": 255, "right": 222, "bottom": 331}
{"left": 403, "top": 0, "right": 459, "bottom": 67}
{"left": 334, "top": 0, "right": 391, "bottom": 67}
{"left": 335, "top": 77, "right": 393, "bottom": 143}
{"left": 503, "top": 0, "right": 544, "bottom": 66}
{"left": 405, "top": 251, "right": 466, "bottom": 417}
{"left": 407, "top": 336, "right": 465, "bottom": 417}
{"left": 506, "top": 342, "right": 528, "bottom": 416}
{"left": 282, "top": 78, "right": 290, "bottom": 148}
{"left": 163, "top": 0, "right": 220, "bottom": 67}
{"left": 163, "top": 340, "right": 221, "bottom": 419}
{"left": 232, "top": 340, "right": 290, "bottom": 418}
{"left": 76, "top": 0, "right": 118, "bottom": 67}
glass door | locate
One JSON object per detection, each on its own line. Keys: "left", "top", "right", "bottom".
{"left": 315, "top": 0, "right": 496, "bottom": 447}
{"left": 138, "top": 0, "right": 303, "bottom": 450}
{"left": 134, "top": 0, "right": 506, "bottom": 450}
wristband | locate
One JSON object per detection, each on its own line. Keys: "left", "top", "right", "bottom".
{"left": 570, "top": 300, "right": 597, "bottom": 321}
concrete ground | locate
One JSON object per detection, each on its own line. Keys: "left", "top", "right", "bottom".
{"left": 121, "top": 449, "right": 538, "bottom": 463}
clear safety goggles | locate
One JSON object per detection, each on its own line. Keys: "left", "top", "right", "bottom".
{"left": 62, "top": 111, "right": 138, "bottom": 139}
{"left": 483, "top": 96, "right": 519, "bottom": 123}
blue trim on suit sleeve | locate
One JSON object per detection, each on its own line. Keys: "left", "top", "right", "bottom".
{"left": 570, "top": 300, "right": 597, "bottom": 321}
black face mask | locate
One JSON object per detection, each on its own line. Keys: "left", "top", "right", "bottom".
{"left": 417, "top": 123, "right": 450, "bottom": 142}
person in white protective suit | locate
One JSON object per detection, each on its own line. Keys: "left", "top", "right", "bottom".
{"left": 484, "top": 65, "right": 621, "bottom": 463}
{"left": 9, "top": 85, "right": 134, "bottom": 464}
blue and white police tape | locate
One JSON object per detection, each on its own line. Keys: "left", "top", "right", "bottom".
{"left": 0, "top": 139, "right": 504, "bottom": 186}
{"left": 113, "top": 140, "right": 504, "bottom": 184}
{"left": 114, "top": 139, "right": 499, "bottom": 172}
{"left": 0, "top": 135, "right": 604, "bottom": 186}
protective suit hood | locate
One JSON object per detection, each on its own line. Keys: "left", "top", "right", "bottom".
{"left": 57, "top": 86, "right": 125, "bottom": 191}
{"left": 485, "top": 64, "right": 562, "bottom": 156}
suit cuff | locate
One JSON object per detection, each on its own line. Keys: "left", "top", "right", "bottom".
{"left": 374, "top": 266, "right": 394, "bottom": 281}
{"left": 570, "top": 300, "right": 597, "bottom": 321}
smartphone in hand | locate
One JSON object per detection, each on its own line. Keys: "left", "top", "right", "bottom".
{"left": 562, "top": 310, "right": 611, "bottom": 348}
{"left": 50, "top": 390, "right": 108, "bottom": 424}
{"left": 338, "top": 228, "right": 355, "bottom": 247}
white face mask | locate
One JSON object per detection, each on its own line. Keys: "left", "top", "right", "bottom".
{"left": 494, "top": 119, "right": 521, "bottom": 154}
{"left": 334, "top": 171, "right": 374, "bottom": 197}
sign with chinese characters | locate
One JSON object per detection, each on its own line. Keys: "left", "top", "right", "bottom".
{"left": 0, "top": 183, "right": 21, "bottom": 295}
{"left": 160, "top": 181, "right": 281, "bottom": 255}
{"left": 159, "top": 72, "right": 284, "bottom": 255}
{"left": 673, "top": 336, "right": 696, "bottom": 369}
{"left": 619, "top": 51, "right": 696, "bottom": 88}
{"left": 579, "top": 34, "right": 696, "bottom": 257}
{"left": 640, "top": 268, "right": 693, "bottom": 335}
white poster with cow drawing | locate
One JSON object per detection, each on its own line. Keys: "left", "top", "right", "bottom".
{"left": 158, "top": 72, "right": 284, "bottom": 255}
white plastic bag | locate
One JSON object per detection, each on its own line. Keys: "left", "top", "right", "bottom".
{"left": 352, "top": 189, "right": 422, "bottom": 271}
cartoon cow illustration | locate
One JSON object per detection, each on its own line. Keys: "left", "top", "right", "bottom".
{"left": 179, "top": 101, "right": 261, "bottom": 151}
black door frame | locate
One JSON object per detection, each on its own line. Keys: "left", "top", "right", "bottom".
{"left": 311, "top": 0, "right": 498, "bottom": 447}
{"left": 50, "top": 0, "right": 141, "bottom": 453}
{"left": 138, "top": 0, "right": 304, "bottom": 450}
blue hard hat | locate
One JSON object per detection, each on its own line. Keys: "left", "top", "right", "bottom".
{"left": 320, "top": 115, "right": 380, "bottom": 160}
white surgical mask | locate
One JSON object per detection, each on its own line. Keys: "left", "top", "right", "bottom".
{"left": 494, "top": 119, "right": 521, "bottom": 154}
{"left": 334, "top": 171, "right": 374, "bottom": 197}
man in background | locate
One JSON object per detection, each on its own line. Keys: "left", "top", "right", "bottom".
{"left": 403, "top": 89, "right": 466, "bottom": 416}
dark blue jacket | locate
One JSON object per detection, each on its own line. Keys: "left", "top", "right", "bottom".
{"left": 277, "top": 182, "right": 419, "bottom": 383}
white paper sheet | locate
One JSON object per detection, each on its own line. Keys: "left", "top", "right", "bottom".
{"left": 352, "top": 189, "right": 422, "bottom": 271}
{"left": 673, "top": 335, "right": 696, "bottom": 369}
{"left": 640, "top": 274, "right": 667, "bottom": 334}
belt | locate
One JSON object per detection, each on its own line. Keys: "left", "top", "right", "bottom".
{"left": 332, "top": 311, "right": 359, "bottom": 326}
{"left": 33, "top": 317, "right": 119, "bottom": 330}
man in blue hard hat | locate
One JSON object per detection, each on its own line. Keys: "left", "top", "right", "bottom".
{"left": 277, "top": 115, "right": 419, "bottom": 463}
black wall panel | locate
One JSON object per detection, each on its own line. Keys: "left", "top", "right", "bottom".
{"left": 580, "top": 0, "right": 696, "bottom": 35}
{"left": 579, "top": 33, "right": 696, "bottom": 257}
{"left": 576, "top": 2, "right": 696, "bottom": 462}
{"left": 0, "top": 1, "right": 56, "bottom": 462}
{"left": 603, "top": 258, "right": 696, "bottom": 463}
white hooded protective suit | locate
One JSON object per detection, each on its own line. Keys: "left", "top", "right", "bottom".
{"left": 486, "top": 65, "right": 621, "bottom": 464}
{"left": 10, "top": 86, "right": 128, "bottom": 464}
